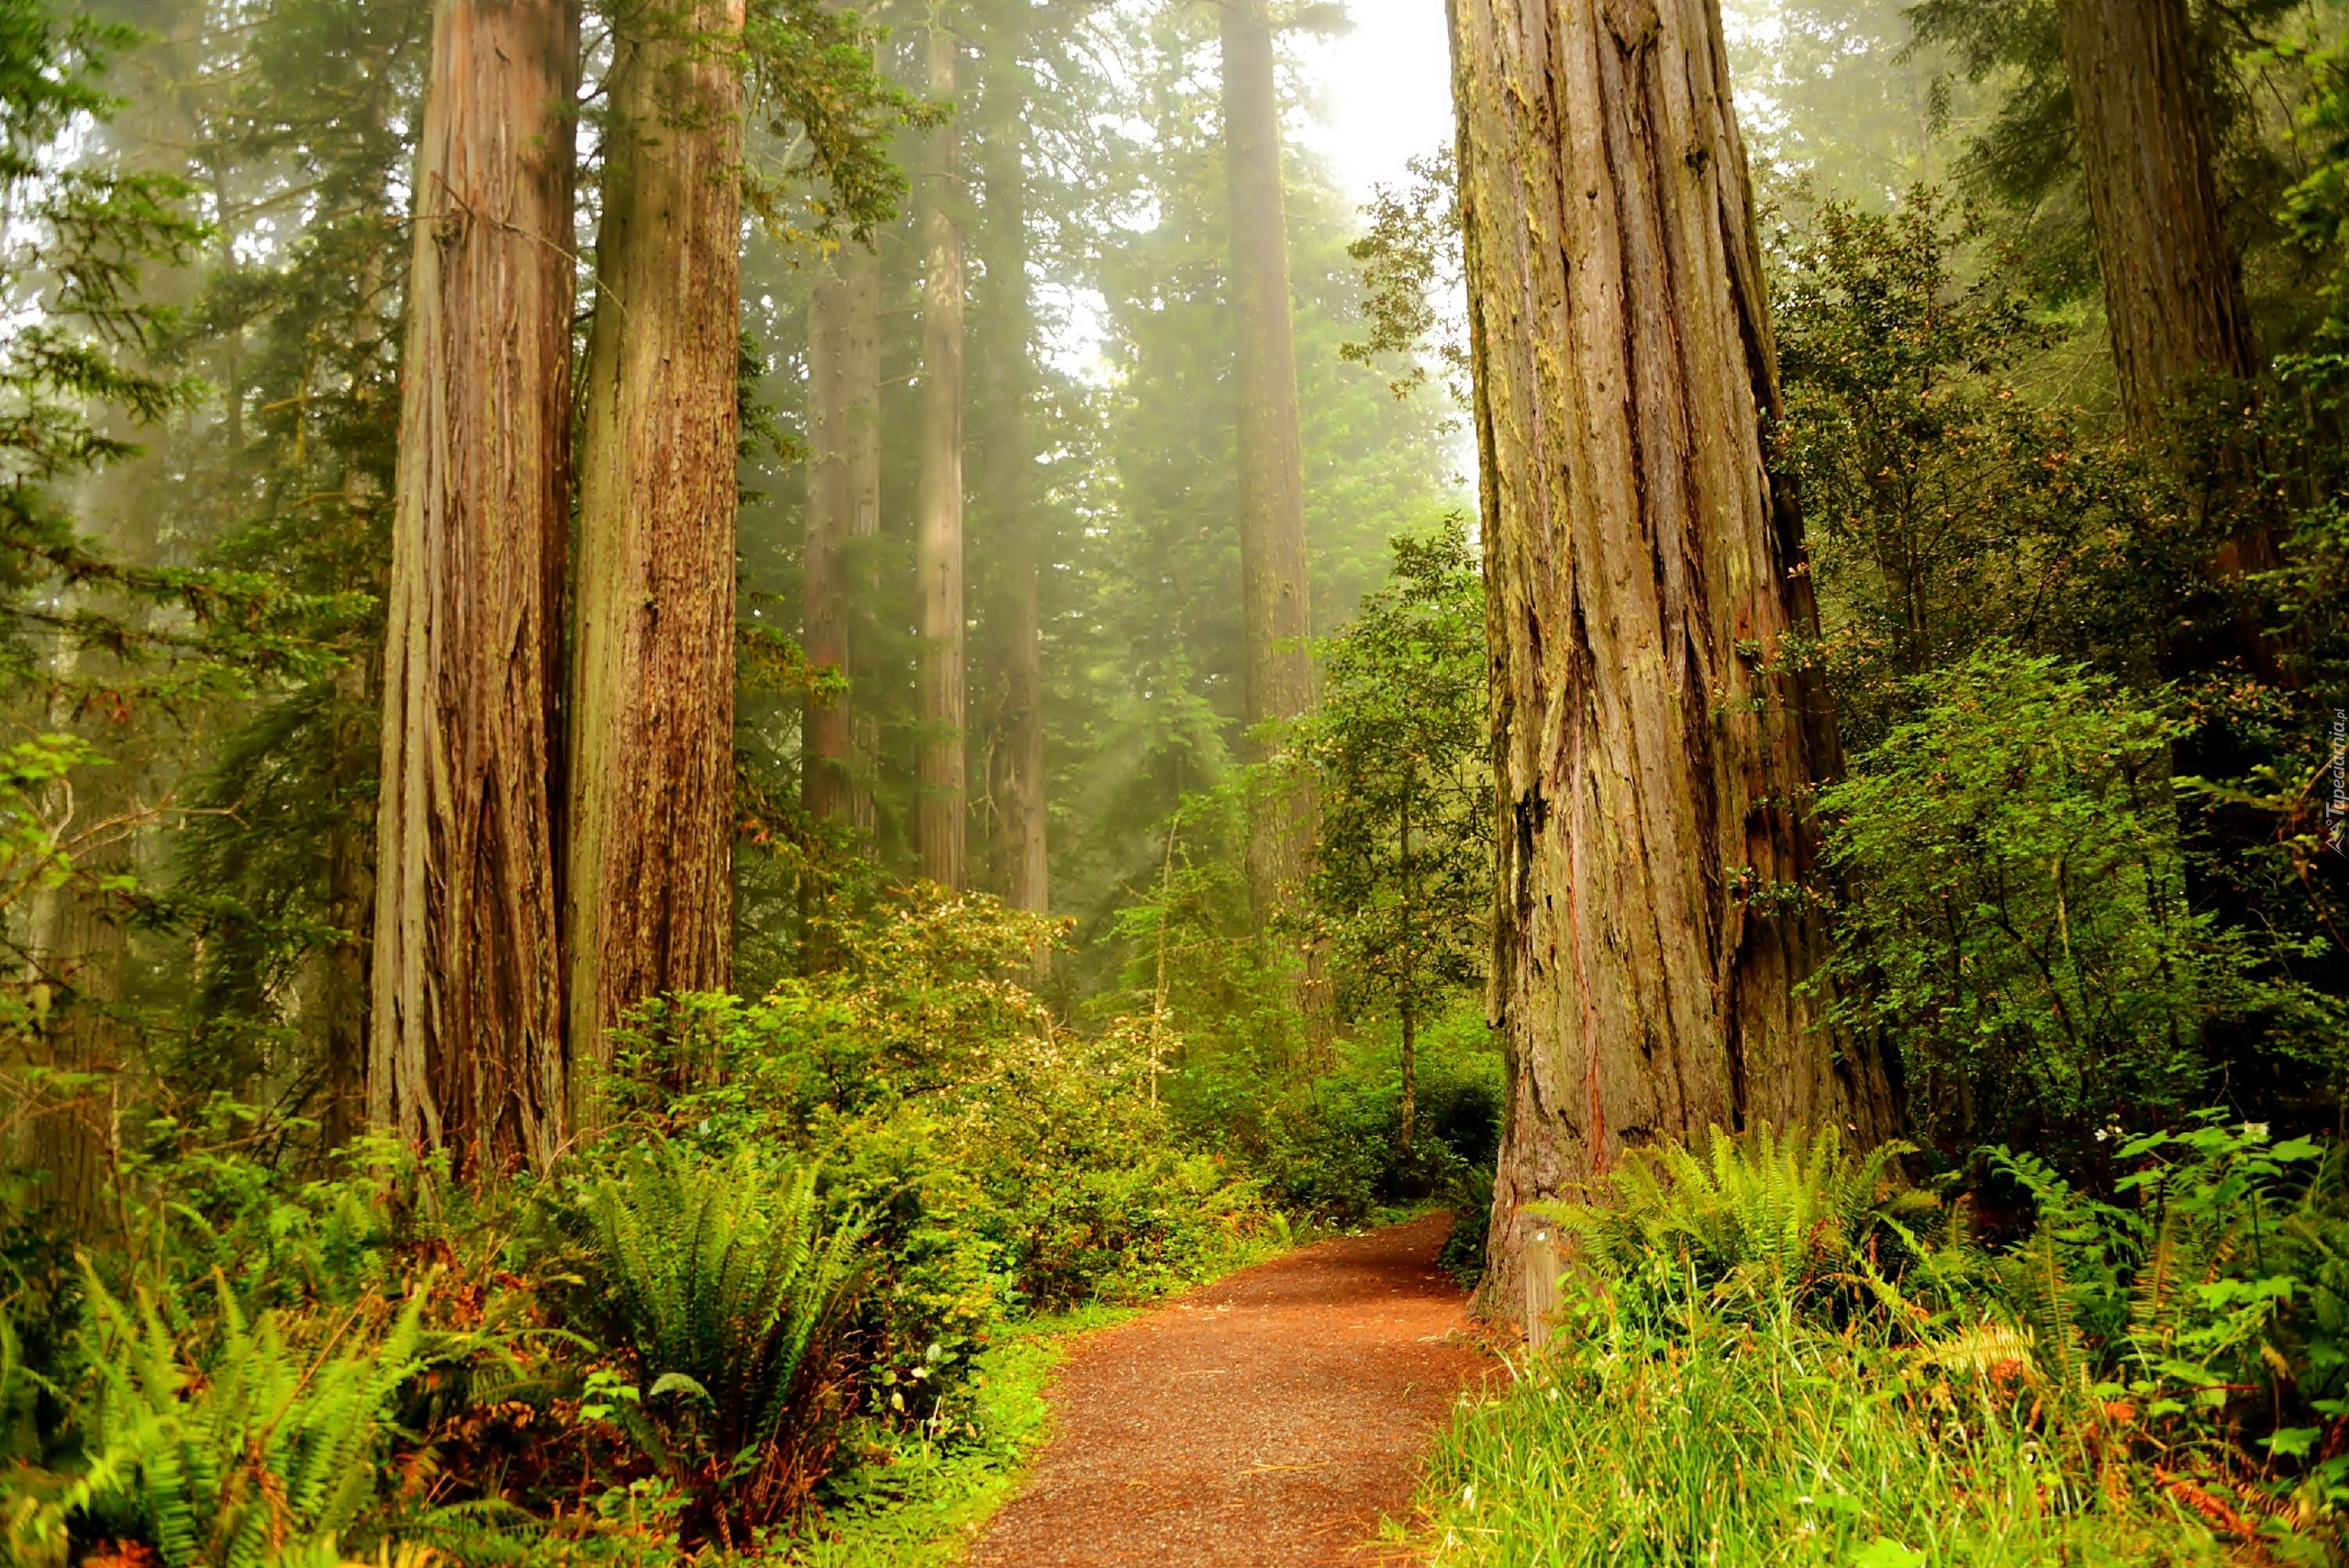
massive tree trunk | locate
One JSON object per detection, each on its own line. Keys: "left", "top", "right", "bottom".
{"left": 976, "top": 16, "right": 1047, "bottom": 916}
{"left": 916, "top": 20, "right": 968, "bottom": 891}
{"left": 373, "top": 0, "right": 578, "bottom": 1178}
{"left": 1449, "top": 0, "right": 1896, "bottom": 1322}
{"left": 1221, "top": 0, "right": 1315, "bottom": 929}
{"left": 567, "top": 0, "right": 746, "bottom": 1084}
{"left": 805, "top": 245, "right": 883, "bottom": 835}
{"left": 2058, "top": 0, "right": 2254, "bottom": 439}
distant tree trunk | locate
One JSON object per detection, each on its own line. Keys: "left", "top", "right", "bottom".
{"left": 373, "top": 0, "right": 579, "bottom": 1179}
{"left": 1450, "top": 0, "right": 1896, "bottom": 1321}
{"left": 806, "top": 257, "right": 856, "bottom": 828}
{"left": 1398, "top": 777, "right": 1416, "bottom": 1158}
{"left": 977, "top": 16, "right": 1047, "bottom": 917}
{"left": 916, "top": 20, "right": 968, "bottom": 891}
{"left": 2058, "top": 0, "right": 2254, "bottom": 439}
{"left": 568, "top": 0, "right": 745, "bottom": 1086}
{"left": 1221, "top": 0, "right": 1315, "bottom": 931}
{"left": 26, "top": 851, "right": 124, "bottom": 1229}
{"left": 843, "top": 245, "right": 883, "bottom": 840}
{"left": 805, "top": 244, "right": 884, "bottom": 838}
{"left": 320, "top": 655, "right": 374, "bottom": 1150}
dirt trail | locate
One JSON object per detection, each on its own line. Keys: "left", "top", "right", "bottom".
{"left": 972, "top": 1213, "right": 1493, "bottom": 1568}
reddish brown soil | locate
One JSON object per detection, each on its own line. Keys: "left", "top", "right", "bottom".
{"left": 972, "top": 1213, "right": 1494, "bottom": 1568}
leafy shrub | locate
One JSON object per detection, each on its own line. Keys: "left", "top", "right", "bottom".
{"left": 599, "top": 889, "right": 1275, "bottom": 1417}
{"left": 566, "top": 1140, "right": 864, "bottom": 1547}
{"left": 1816, "top": 649, "right": 2329, "bottom": 1160}
{"left": 1247, "top": 1001, "right": 1502, "bottom": 1224}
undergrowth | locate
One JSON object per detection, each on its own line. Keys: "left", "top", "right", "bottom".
{"left": 1416, "top": 1122, "right": 2349, "bottom": 1566}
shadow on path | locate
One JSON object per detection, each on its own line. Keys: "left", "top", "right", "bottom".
{"left": 973, "top": 1212, "right": 1495, "bottom": 1568}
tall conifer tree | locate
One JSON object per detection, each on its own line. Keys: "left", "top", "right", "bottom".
{"left": 566, "top": 0, "right": 749, "bottom": 1082}
{"left": 1449, "top": 0, "right": 1897, "bottom": 1318}
{"left": 804, "top": 245, "right": 883, "bottom": 836}
{"left": 916, "top": 17, "right": 968, "bottom": 890}
{"left": 373, "top": 0, "right": 579, "bottom": 1176}
{"left": 1221, "top": 0, "right": 1314, "bottom": 930}
{"left": 2057, "top": 0, "right": 2254, "bottom": 436}
{"left": 976, "top": 7, "right": 1046, "bottom": 915}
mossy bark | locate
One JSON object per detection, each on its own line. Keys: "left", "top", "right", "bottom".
{"left": 1448, "top": 0, "right": 1896, "bottom": 1321}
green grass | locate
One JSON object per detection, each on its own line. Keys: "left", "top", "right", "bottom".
{"left": 1412, "top": 1305, "right": 2238, "bottom": 1568}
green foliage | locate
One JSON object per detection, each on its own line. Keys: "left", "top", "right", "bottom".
{"left": 602, "top": 891, "right": 1275, "bottom": 1422}
{"left": 1774, "top": 191, "right": 2147, "bottom": 746}
{"left": 1986, "top": 1117, "right": 2348, "bottom": 1444}
{"left": 2286, "top": 28, "right": 2349, "bottom": 373}
{"left": 1815, "top": 649, "right": 2328, "bottom": 1156}
{"left": 1341, "top": 150, "right": 1464, "bottom": 403}
{"left": 740, "top": 0, "right": 943, "bottom": 245}
{"left": 1418, "top": 1295, "right": 2220, "bottom": 1566}
{"left": 1419, "top": 1127, "right": 2349, "bottom": 1568}
{"left": 1243, "top": 1003, "right": 1502, "bottom": 1228}
{"left": 1531, "top": 1124, "right": 1943, "bottom": 1326}
{"left": 56, "top": 1271, "right": 425, "bottom": 1568}
{"left": 1427, "top": 1120, "right": 2349, "bottom": 1563}
{"left": 567, "top": 1142, "right": 864, "bottom": 1545}
{"left": 1293, "top": 519, "right": 1492, "bottom": 1153}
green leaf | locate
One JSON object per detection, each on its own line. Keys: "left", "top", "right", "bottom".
{"left": 647, "top": 1372, "right": 711, "bottom": 1404}
{"left": 1851, "top": 1540, "right": 1927, "bottom": 1568}
{"left": 2265, "top": 1425, "right": 2322, "bottom": 1458}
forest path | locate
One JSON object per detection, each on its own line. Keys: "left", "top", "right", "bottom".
{"left": 971, "top": 1213, "right": 1494, "bottom": 1568}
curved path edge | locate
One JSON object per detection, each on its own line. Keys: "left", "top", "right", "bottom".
{"left": 971, "top": 1213, "right": 1496, "bottom": 1568}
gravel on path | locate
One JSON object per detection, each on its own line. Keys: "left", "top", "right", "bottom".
{"left": 971, "top": 1212, "right": 1495, "bottom": 1568}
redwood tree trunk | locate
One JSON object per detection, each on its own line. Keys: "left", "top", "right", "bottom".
{"left": 1222, "top": 0, "right": 1315, "bottom": 929}
{"left": 916, "top": 21, "right": 968, "bottom": 890}
{"left": 373, "top": 0, "right": 578, "bottom": 1178}
{"left": 977, "top": 17, "right": 1047, "bottom": 916}
{"left": 805, "top": 244, "right": 884, "bottom": 837}
{"left": 567, "top": 0, "right": 745, "bottom": 1082}
{"left": 804, "top": 271, "right": 849, "bottom": 825}
{"left": 1449, "top": 0, "right": 1895, "bottom": 1320}
{"left": 2058, "top": 0, "right": 2254, "bottom": 438}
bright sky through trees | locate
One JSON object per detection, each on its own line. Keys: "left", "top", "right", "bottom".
{"left": 1296, "top": 0, "right": 1454, "bottom": 204}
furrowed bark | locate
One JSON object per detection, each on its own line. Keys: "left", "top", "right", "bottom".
{"left": 1449, "top": 0, "right": 1895, "bottom": 1321}
{"left": 977, "top": 15, "right": 1047, "bottom": 917}
{"left": 373, "top": 0, "right": 579, "bottom": 1179}
{"left": 1222, "top": 0, "right": 1315, "bottom": 929}
{"left": 2058, "top": 0, "right": 2254, "bottom": 439}
{"left": 916, "top": 20, "right": 968, "bottom": 891}
{"left": 567, "top": 0, "right": 746, "bottom": 1087}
